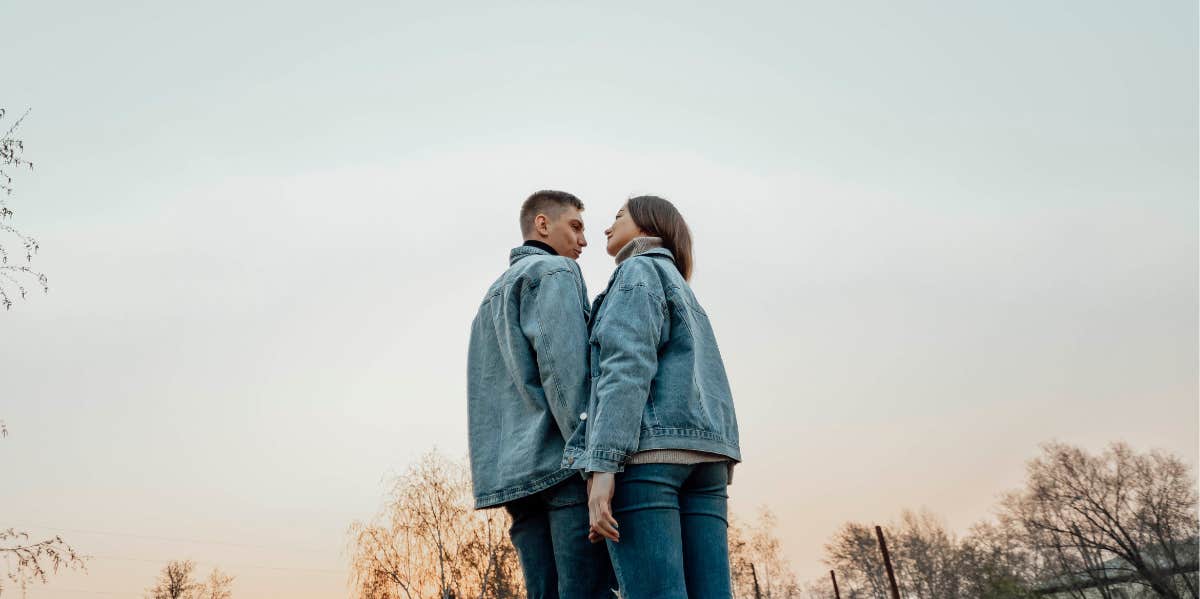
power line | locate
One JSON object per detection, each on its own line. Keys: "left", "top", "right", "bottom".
{"left": 88, "top": 553, "right": 345, "bottom": 575}
{"left": 13, "top": 524, "right": 330, "bottom": 554}
{"left": 23, "top": 587, "right": 128, "bottom": 596}
{"left": 16, "top": 551, "right": 348, "bottom": 597}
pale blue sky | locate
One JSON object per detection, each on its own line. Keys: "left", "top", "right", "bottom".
{"left": 2, "top": 2, "right": 1197, "bottom": 597}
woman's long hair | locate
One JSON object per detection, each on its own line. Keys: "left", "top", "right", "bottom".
{"left": 627, "top": 195, "right": 694, "bottom": 281}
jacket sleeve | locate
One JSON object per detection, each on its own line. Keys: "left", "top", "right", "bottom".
{"left": 578, "top": 277, "right": 665, "bottom": 473}
{"left": 521, "top": 266, "right": 591, "bottom": 443}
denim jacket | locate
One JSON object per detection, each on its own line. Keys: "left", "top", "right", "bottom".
{"left": 467, "top": 245, "right": 591, "bottom": 508}
{"left": 563, "top": 247, "right": 741, "bottom": 473}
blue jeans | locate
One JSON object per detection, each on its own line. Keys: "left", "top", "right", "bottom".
{"left": 606, "top": 462, "right": 732, "bottom": 599}
{"left": 505, "top": 476, "right": 615, "bottom": 599}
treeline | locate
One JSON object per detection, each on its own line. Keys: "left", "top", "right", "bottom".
{"left": 144, "top": 561, "right": 233, "bottom": 599}
{"left": 346, "top": 442, "right": 1199, "bottom": 599}
{"left": 802, "top": 442, "right": 1198, "bottom": 599}
{"left": 344, "top": 452, "right": 798, "bottom": 599}
{"left": 347, "top": 452, "right": 521, "bottom": 599}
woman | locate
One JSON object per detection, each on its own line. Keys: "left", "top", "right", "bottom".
{"left": 563, "top": 196, "right": 741, "bottom": 598}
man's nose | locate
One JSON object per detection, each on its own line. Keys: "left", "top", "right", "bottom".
{"left": 580, "top": 235, "right": 588, "bottom": 247}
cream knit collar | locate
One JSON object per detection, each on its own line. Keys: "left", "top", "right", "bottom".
{"left": 614, "top": 236, "right": 664, "bottom": 265}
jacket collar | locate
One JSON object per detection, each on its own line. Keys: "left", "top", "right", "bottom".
{"left": 597, "top": 246, "right": 675, "bottom": 296}
{"left": 637, "top": 247, "right": 675, "bottom": 262}
{"left": 522, "top": 239, "right": 558, "bottom": 256}
{"left": 509, "top": 244, "right": 553, "bottom": 265}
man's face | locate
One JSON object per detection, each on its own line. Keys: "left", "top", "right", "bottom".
{"left": 535, "top": 207, "right": 587, "bottom": 260}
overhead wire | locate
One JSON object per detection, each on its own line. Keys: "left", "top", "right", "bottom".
{"left": 13, "top": 523, "right": 330, "bottom": 554}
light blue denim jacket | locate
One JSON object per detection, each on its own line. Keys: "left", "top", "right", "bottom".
{"left": 467, "top": 245, "right": 591, "bottom": 509}
{"left": 563, "top": 247, "right": 741, "bottom": 473}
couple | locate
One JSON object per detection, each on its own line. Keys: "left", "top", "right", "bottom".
{"left": 467, "top": 190, "right": 741, "bottom": 599}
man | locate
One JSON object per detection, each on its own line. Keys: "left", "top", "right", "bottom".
{"left": 467, "top": 190, "right": 612, "bottom": 598}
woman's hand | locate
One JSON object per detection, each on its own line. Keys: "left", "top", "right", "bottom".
{"left": 586, "top": 472, "right": 619, "bottom": 543}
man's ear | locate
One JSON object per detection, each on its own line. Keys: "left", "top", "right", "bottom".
{"left": 533, "top": 214, "right": 550, "bottom": 237}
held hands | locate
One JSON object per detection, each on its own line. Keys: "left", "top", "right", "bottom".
{"left": 586, "top": 472, "right": 619, "bottom": 543}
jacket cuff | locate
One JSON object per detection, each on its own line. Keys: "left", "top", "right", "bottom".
{"left": 565, "top": 449, "right": 628, "bottom": 474}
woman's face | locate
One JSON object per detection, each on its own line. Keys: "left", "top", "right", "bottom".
{"left": 604, "top": 203, "right": 649, "bottom": 257}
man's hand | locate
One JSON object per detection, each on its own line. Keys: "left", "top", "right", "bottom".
{"left": 587, "top": 472, "right": 619, "bottom": 543}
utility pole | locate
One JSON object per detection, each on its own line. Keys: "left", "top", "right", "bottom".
{"left": 875, "top": 525, "right": 902, "bottom": 599}
{"left": 830, "top": 570, "right": 841, "bottom": 599}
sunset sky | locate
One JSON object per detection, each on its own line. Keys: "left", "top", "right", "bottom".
{"left": 3, "top": 2, "right": 1197, "bottom": 597}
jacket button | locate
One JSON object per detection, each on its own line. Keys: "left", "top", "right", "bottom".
{"left": 567, "top": 457, "right": 575, "bottom": 465}
{"left": 579, "top": 412, "right": 587, "bottom": 421}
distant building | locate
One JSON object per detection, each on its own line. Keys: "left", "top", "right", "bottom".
{"left": 1033, "top": 540, "right": 1198, "bottom": 599}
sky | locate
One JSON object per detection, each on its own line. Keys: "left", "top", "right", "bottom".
{"left": 2, "top": 1, "right": 1197, "bottom": 597}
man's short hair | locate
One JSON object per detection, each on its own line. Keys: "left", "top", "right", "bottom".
{"left": 520, "top": 190, "right": 584, "bottom": 236}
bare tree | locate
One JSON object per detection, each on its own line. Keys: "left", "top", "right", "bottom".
{"left": 0, "top": 107, "right": 47, "bottom": 310}
{"left": 812, "top": 442, "right": 1196, "bottom": 598}
{"left": 889, "top": 510, "right": 963, "bottom": 598}
{"left": 2, "top": 420, "right": 87, "bottom": 596}
{"left": 957, "top": 520, "right": 1037, "bottom": 599}
{"left": 0, "top": 528, "right": 86, "bottom": 598}
{"left": 347, "top": 450, "right": 523, "bottom": 599}
{"left": 823, "top": 522, "right": 890, "bottom": 599}
{"left": 820, "top": 511, "right": 1037, "bottom": 599}
{"left": 199, "top": 568, "right": 234, "bottom": 599}
{"left": 800, "top": 575, "right": 837, "bottom": 599}
{"left": 145, "top": 560, "right": 233, "bottom": 599}
{"left": 0, "top": 108, "right": 60, "bottom": 596}
{"left": 147, "top": 560, "right": 202, "bottom": 599}
{"left": 1002, "top": 442, "right": 1199, "bottom": 599}
{"left": 730, "top": 507, "right": 802, "bottom": 599}
{"left": 456, "top": 508, "right": 522, "bottom": 599}
{"left": 0, "top": 109, "right": 62, "bottom": 595}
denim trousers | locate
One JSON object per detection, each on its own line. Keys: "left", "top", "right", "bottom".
{"left": 606, "top": 462, "right": 732, "bottom": 599}
{"left": 505, "top": 475, "right": 615, "bottom": 599}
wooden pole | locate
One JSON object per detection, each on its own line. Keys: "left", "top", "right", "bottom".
{"left": 875, "top": 525, "right": 902, "bottom": 599}
{"left": 750, "top": 563, "right": 763, "bottom": 599}
{"left": 830, "top": 570, "right": 841, "bottom": 599}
